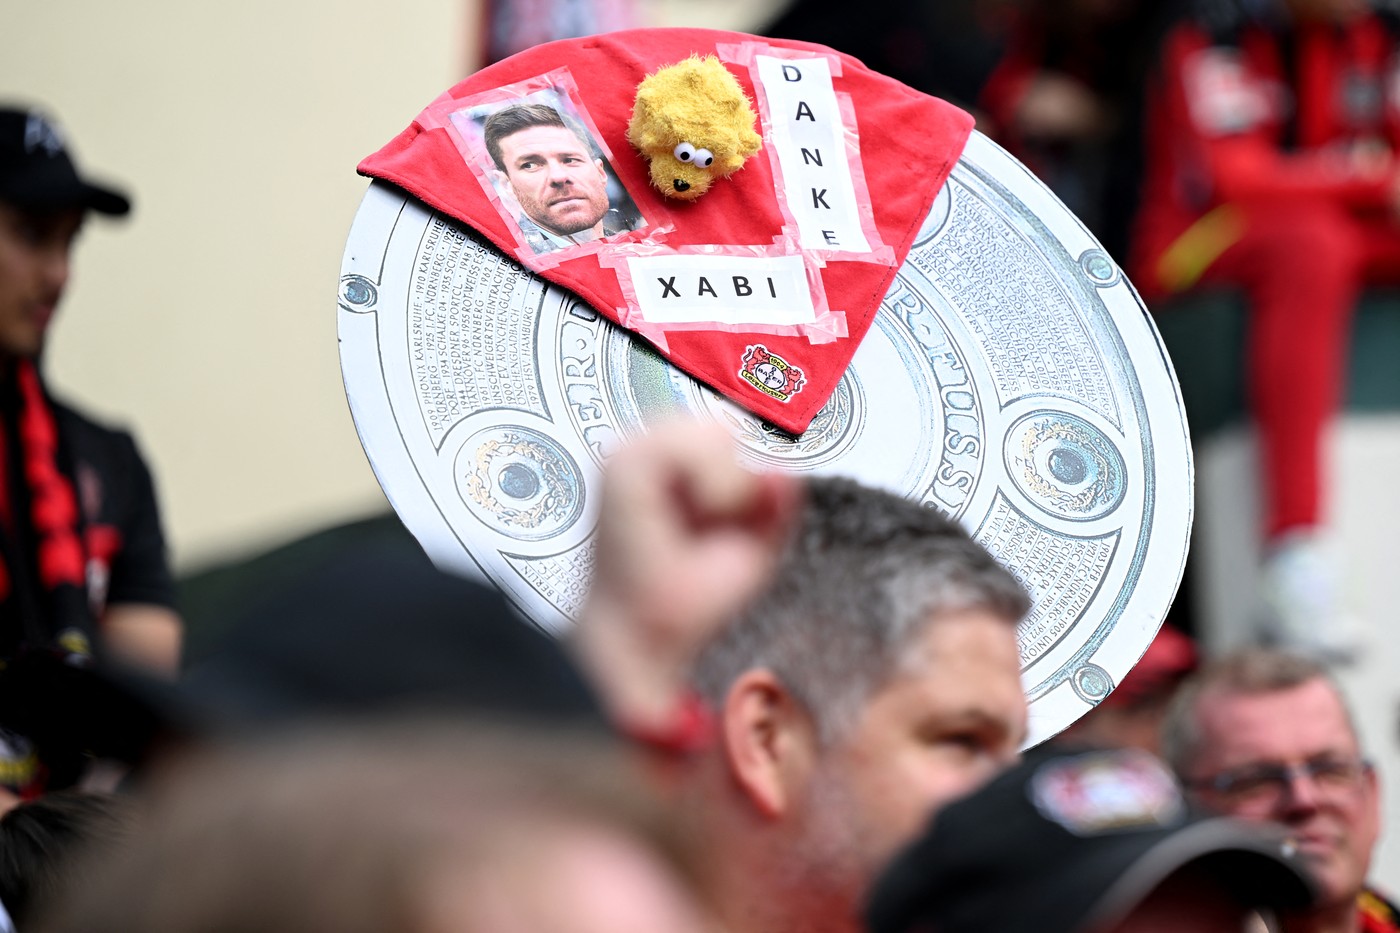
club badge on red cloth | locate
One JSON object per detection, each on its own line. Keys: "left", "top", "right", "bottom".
{"left": 739, "top": 344, "right": 806, "bottom": 402}
{"left": 358, "top": 27, "right": 973, "bottom": 434}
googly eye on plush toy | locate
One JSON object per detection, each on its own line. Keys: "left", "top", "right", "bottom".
{"left": 673, "top": 142, "right": 716, "bottom": 168}
{"left": 629, "top": 55, "right": 763, "bottom": 200}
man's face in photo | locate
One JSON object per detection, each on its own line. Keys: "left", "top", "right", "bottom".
{"left": 495, "top": 124, "right": 610, "bottom": 238}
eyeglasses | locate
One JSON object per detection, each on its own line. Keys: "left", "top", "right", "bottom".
{"left": 1188, "top": 756, "right": 1371, "bottom": 808}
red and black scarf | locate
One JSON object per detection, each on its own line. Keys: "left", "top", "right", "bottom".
{"left": 0, "top": 361, "right": 101, "bottom": 796}
{"left": 0, "top": 360, "right": 95, "bottom": 663}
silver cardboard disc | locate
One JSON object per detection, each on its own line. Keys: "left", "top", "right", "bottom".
{"left": 338, "top": 130, "right": 1194, "bottom": 745}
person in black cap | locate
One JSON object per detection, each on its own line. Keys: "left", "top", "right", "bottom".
{"left": 866, "top": 745, "right": 1318, "bottom": 933}
{"left": 0, "top": 105, "right": 180, "bottom": 803}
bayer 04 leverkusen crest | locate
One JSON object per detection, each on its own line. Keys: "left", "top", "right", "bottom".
{"left": 739, "top": 344, "right": 807, "bottom": 403}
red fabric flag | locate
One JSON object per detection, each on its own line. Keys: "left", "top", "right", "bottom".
{"left": 360, "top": 27, "right": 972, "bottom": 434}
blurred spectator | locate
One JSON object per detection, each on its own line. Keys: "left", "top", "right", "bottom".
{"left": 0, "top": 105, "right": 181, "bottom": 804}
{"left": 1162, "top": 648, "right": 1397, "bottom": 933}
{"left": 32, "top": 723, "right": 712, "bottom": 933}
{"left": 1056, "top": 623, "right": 1198, "bottom": 755}
{"left": 1127, "top": 0, "right": 1400, "bottom": 658}
{"left": 866, "top": 745, "right": 1316, "bottom": 933}
{"left": 977, "top": 0, "right": 1181, "bottom": 260}
{"left": 0, "top": 792, "right": 130, "bottom": 931}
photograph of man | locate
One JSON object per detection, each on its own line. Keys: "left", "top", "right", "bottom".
{"left": 481, "top": 103, "right": 640, "bottom": 255}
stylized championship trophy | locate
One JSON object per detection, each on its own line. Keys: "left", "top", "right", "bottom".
{"left": 338, "top": 29, "right": 1192, "bottom": 745}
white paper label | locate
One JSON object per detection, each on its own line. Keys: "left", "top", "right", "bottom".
{"left": 756, "top": 54, "right": 871, "bottom": 253}
{"left": 626, "top": 253, "right": 816, "bottom": 326}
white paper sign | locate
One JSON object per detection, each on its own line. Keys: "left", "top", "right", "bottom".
{"left": 625, "top": 253, "right": 816, "bottom": 326}
{"left": 756, "top": 54, "right": 871, "bottom": 253}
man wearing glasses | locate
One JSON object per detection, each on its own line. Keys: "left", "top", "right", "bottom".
{"left": 1162, "top": 649, "right": 1395, "bottom": 933}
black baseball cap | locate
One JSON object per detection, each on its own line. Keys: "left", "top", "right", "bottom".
{"left": 866, "top": 746, "right": 1317, "bottom": 933}
{"left": 0, "top": 106, "right": 130, "bottom": 215}
{"left": 168, "top": 541, "right": 606, "bottom": 732}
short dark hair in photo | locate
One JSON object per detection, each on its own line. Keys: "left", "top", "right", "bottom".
{"left": 482, "top": 103, "right": 585, "bottom": 172}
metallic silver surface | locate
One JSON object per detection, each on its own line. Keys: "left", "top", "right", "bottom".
{"left": 338, "top": 131, "right": 1194, "bottom": 744}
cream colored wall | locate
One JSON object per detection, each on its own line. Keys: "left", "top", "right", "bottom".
{"left": 3, "top": 0, "right": 785, "bottom": 571}
{"left": 5, "top": 1, "right": 476, "bottom": 570}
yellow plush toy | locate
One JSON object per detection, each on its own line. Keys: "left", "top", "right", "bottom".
{"left": 628, "top": 55, "right": 763, "bottom": 200}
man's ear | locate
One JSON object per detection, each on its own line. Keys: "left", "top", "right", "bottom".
{"left": 719, "top": 668, "right": 818, "bottom": 820}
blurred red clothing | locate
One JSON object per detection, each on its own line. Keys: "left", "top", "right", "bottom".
{"left": 1130, "top": 6, "right": 1400, "bottom": 537}
{"left": 1132, "top": 11, "right": 1400, "bottom": 279}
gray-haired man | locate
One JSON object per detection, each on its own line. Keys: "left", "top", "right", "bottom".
{"left": 1162, "top": 649, "right": 1393, "bottom": 933}
{"left": 671, "top": 475, "right": 1030, "bottom": 933}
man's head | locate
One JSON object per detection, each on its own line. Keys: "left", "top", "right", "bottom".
{"left": 482, "top": 104, "right": 610, "bottom": 239}
{"left": 0, "top": 107, "right": 129, "bottom": 361}
{"left": 688, "top": 476, "right": 1030, "bottom": 933}
{"left": 1162, "top": 649, "right": 1379, "bottom": 913}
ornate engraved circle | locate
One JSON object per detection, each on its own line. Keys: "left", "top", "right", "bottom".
{"left": 339, "top": 274, "right": 378, "bottom": 313}
{"left": 1072, "top": 663, "right": 1115, "bottom": 705}
{"left": 1078, "top": 249, "right": 1121, "bottom": 288}
{"left": 714, "top": 370, "right": 864, "bottom": 469}
{"left": 1006, "top": 412, "right": 1127, "bottom": 522}
{"left": 454, "top": 427, "right": 584, "bottom": 541}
